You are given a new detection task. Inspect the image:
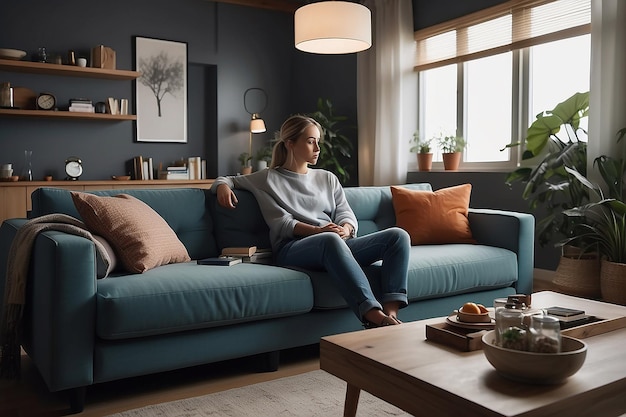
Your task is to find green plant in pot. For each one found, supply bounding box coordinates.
[306,98,353,184]
[410,131,433,171]
[504,91,590,247]
[437,134,466,171]
[255,144,272,170]
[238,152,252,174]
[559,130,626,304]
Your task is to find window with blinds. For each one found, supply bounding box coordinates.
[414,0,591,71]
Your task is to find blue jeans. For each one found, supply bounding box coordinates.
[276,227,410,321]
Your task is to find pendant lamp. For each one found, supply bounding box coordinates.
[294,1,372,54]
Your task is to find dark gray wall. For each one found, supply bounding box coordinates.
[413,0,507,30]
[0,0,342,180]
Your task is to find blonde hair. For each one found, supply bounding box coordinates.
[270,115,323,169]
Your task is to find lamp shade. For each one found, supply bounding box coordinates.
[250,115,266,133]
[295,1,372,54]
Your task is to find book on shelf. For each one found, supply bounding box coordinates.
[197,256,242,266]
[69,98,93,105]
[221,246,257,257]
[68,106,95,113]
[188,156,202,179]
[126,156,155,180]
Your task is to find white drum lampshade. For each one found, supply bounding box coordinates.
[295,1,372,54]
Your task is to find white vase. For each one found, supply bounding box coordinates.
[257,160,268,171]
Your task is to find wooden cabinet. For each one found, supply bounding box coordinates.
[0,58,139,121]
[0,179,214,223]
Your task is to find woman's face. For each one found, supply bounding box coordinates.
[290,125,321,166]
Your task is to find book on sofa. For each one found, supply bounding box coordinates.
[197,256,242,266]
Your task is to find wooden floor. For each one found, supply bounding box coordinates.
[0,345,321,417]
[0,271,557,417]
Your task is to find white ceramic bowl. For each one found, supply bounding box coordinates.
[0,48,27,60]
[481,330,587,384]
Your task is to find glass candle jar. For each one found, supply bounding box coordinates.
[495,302,527,350]
[529,315,561,353]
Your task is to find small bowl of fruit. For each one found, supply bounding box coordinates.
[457,302,491,323]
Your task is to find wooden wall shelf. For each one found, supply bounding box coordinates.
[0,59,140,80]
[0,108,136,120]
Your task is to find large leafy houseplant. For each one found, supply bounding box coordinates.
[307,98,353,184]
[559,131,626,304]
[504,91,590,247]
[560,129,626,263]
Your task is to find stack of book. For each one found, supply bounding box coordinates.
[68,98,94,113]
[220,246,273,264]
[158,166,189,180]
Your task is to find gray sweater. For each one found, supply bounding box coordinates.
[211,168,358,252]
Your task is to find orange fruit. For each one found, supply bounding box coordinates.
[460,302,481,314]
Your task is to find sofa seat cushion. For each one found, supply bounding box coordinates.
[96,262,313,340]
[309,244,517,309]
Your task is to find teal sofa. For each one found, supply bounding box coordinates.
[0,184,534,412]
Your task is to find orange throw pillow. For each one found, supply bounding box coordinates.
[71,192,191,273]
[390,184,475,245]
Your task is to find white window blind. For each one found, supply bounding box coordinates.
[414,0,591,71]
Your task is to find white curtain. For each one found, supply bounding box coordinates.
[357,0,417,186]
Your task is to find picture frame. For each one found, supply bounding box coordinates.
[134,36,188,143]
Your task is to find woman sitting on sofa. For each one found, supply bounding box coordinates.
[211,115,410,327]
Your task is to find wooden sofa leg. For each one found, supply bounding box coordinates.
[68,386,86,413]
[255,350,280,372]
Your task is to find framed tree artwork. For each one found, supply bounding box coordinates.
[134,36,188,142]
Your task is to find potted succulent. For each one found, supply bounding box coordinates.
[560,129,626,304]
[410,131,433,171]
[437,134,466,171]
[238,152,252,175]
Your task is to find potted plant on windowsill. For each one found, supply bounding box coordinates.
[438,134,466,171]
[409,131,433,171]
[560,129,626,305]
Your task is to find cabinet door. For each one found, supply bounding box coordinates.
[0,186,27,222]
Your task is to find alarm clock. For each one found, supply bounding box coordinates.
[65,157,83,180]
[36,93,56,110]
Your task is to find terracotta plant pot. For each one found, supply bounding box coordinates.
[600,259,626,305]
[417,153,433,172]
[241,166,252,175]
[442,152,461,171]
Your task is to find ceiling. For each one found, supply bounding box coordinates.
[212,0,308,13]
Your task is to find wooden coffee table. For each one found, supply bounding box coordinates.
[320,291,626,417]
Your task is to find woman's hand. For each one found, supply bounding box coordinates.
[216,183,238,209]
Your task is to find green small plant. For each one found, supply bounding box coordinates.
[438,134,466,153]
[409,131,431,154]
[238,152,251,167]
[255,145,272,163]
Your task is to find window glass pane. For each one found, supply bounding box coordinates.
[465,52,512,162]
[530,34,590,133]
[422,64,456,160]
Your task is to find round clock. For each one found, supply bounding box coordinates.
[37,93,56,110]
[65,157,83,180]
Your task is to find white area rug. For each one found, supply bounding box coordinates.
[107,369,410,416]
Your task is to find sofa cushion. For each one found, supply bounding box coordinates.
[71,192,191,273]
[309,244,517,309]
[31,187,218,260]
[344,183,432,236]
[390,184,475,245]
[96,262,313,339]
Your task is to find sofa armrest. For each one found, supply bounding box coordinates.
[468,209,535,295]
[1,221,97,392]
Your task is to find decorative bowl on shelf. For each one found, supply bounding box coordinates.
[111,175,131,181]
[0,48,27,60]
[481,330,587,384]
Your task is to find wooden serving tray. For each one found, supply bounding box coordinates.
[425,322,488,351]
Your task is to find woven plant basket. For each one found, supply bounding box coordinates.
[553,246,601,299]
[600,259,626,305]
